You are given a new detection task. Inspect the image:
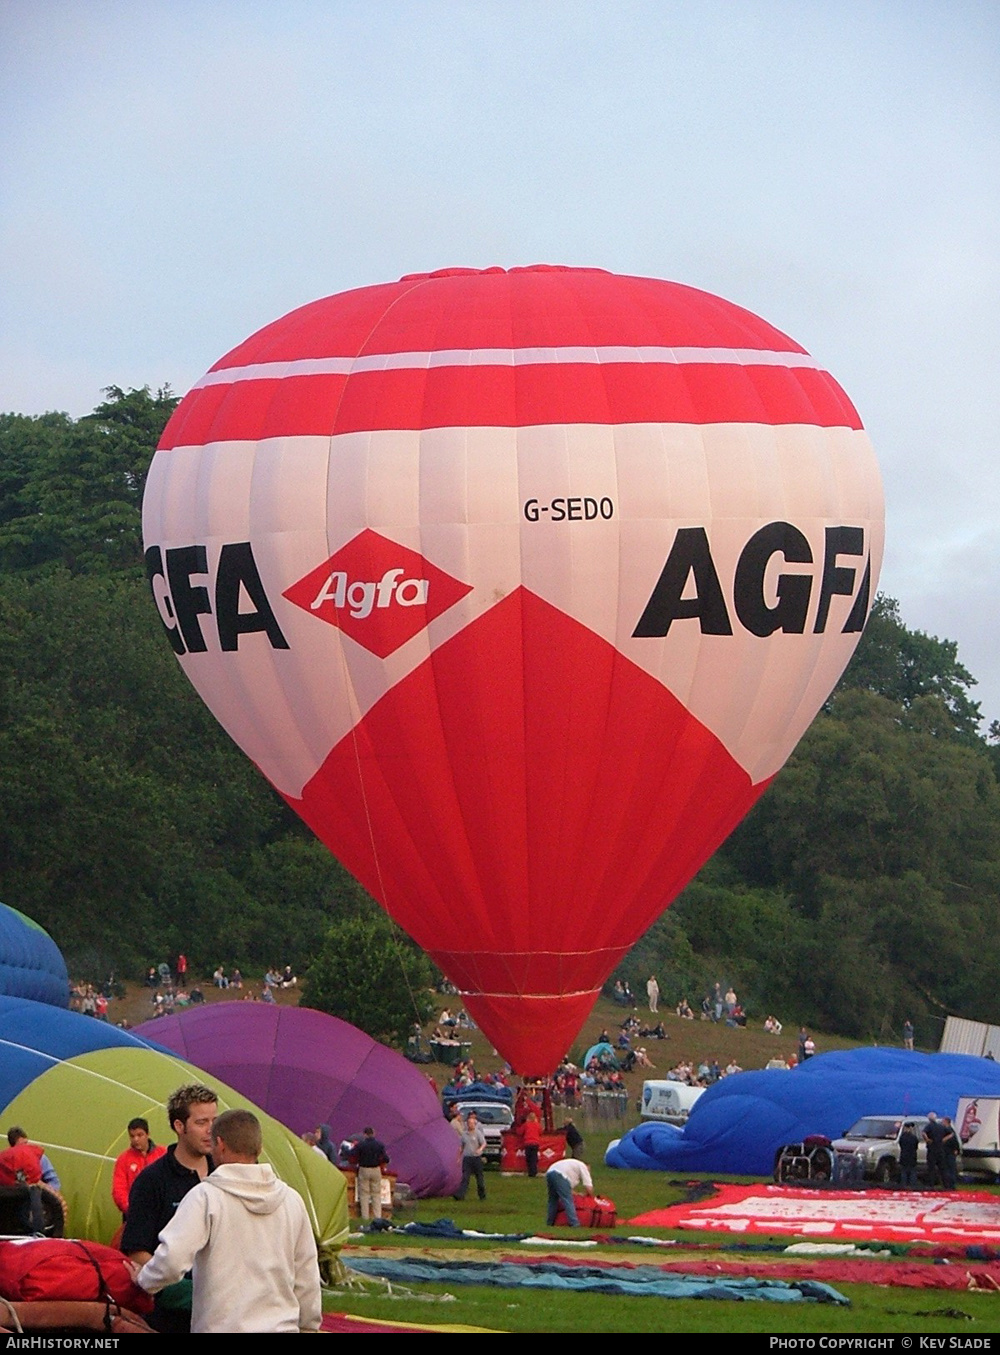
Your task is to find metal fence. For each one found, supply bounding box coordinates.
[581,1088,629,1121]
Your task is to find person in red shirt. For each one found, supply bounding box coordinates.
[112,1118,167,1217]
[0,1129,45,1186]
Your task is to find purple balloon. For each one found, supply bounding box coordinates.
[134,1004,460,1197]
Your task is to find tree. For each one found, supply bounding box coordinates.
[838,593,982,739]
[0,386,177,574]
[302,915,434,1045]
[717,686,1000,1034]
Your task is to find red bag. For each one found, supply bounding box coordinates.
[554,1193,617,1228]
[0,1238,153,1314]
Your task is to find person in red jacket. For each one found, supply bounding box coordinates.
[112,1119,167,1217]
[522,1111,541,1177]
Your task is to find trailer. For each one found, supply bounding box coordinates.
[956,1096,1000,1180]
[639,1080,704,1125]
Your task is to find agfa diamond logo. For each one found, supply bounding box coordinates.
[283,529,473,659]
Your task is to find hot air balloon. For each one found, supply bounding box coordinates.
[133,1004,461,1197]
[143,266,883,1075]
[0,996,348,1249]
[0,903,69,1008]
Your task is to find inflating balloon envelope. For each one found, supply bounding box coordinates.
[143,266,883,1074]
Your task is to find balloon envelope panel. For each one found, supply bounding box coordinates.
[144,266,883,1073]
[0,994,140,1109]
[0,998,347,1246]
[134,1004,461,1197]
[0,904,69,1008]
[606,1048,1000,1175]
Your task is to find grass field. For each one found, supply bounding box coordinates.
[328,1167,1000,1334]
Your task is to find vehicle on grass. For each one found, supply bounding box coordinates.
[831,1114,932,1183]
[956,1096,1000,1180]
[639,1080,704,1125]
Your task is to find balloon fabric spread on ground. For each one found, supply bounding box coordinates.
[0,903,69,1008]
[143,266,884,1074]
[0,996,348,1250]
[133,1004,461,1197]
[606,1048,1000,1176]
[627,1184,1000,1245]
[345,1254,849,1304]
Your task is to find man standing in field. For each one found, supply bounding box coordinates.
[453,1112,487,1201]
[352,1126,390,1222]
[646,975,659,1013]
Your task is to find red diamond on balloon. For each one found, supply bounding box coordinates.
[283,529,473,659]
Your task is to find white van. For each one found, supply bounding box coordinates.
[639,1080,704,1125]
[956,1096,1000,1180]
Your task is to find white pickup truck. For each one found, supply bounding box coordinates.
[831,1115,931,1183]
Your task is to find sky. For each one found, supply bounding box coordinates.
[2,0,997,724]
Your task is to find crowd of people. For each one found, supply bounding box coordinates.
[136,957,303,1017]
[69,982,111,1019]
[594,975,823,1080]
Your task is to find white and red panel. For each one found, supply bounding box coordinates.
[143,267,883,1074]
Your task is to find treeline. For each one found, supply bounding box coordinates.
[2,389,998,1046]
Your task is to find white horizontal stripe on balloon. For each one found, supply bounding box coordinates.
[455,989,602,1000]
[194,345,821,388]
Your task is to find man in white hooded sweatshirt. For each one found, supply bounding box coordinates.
[129,1109,321,1333]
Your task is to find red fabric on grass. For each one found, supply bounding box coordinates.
[502,1251,1000,1292]
[628,1184,1000,1244]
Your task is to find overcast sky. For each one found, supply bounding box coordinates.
[2,0,997,724]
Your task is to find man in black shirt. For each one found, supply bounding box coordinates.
[940,1116,960,1189]
[120,1083,218,1333]
[352,1126,389,1222]
[562,1118,584,1159]
[898,1122,920,1189]
[922,1112,946,1188]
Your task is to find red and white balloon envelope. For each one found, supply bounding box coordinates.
[143,266,883,1075]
